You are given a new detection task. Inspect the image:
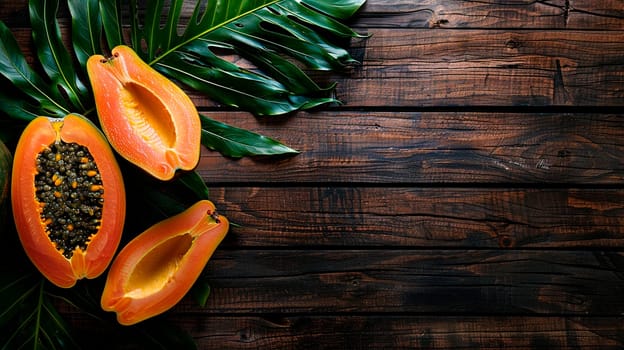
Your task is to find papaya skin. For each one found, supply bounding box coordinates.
[86,45,201,181]
[11,114,126,288]
[101,199,228,325]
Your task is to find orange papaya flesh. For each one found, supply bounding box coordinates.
[101,199,228,325]
[86,45,201,181]
[11,114,126,288]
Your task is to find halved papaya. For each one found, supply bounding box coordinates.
[11,114,126,288]
[101,200,228,325]
[86,45,201,181]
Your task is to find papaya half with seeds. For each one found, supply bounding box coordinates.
[101,200,228,326]
[86,45,201,181]
[11,114,126,288]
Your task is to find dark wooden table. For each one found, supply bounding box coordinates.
[3,1,624,349]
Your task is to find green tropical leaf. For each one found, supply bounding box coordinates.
[99,0,124,48]
[0,276,80,350]
[29,0,89,112]
[200,114,299,158]
[213,4,360,70]
[157,48,337,115]
[118,0,365,115]
[67,0,103,70]
[191,277,212,307]
[176,170,210,200]
[131,0,280,63]
[0,274,37,328]
[0,91,41,121]
[0,21,68,118]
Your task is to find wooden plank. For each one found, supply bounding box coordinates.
[62,314,624,349]
[3,0,622,30]
[208,187,624,249]
[180,29,624,108]
[166,250,624,316]
[5,30,624,108]
[355,0,624,30]
[198,112,624,184]
[328,29,624,108]
[181,315,624,350]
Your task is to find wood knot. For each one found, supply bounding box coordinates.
[505,39,521,49]
[498,235,515,248]
[557,149,571,158]
[238,327,254,342]
[430,18,449,28]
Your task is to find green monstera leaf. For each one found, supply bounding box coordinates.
[0,0,365,150]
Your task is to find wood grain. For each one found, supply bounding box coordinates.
[62,314,624,349]
[5,19,624,109]
[162,249,624,316]
[209,187,624,249]
[2,1,622,30]
[199,112,624,184]
[176,315,624,350]
[355,0,624,30]
[332,29,624,108]
[184,29,624,108]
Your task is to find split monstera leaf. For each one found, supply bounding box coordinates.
[0,0,366,348]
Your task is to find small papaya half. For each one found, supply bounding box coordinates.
[86,45,201,181]
[11,114,125,288]
[101,200,228,325]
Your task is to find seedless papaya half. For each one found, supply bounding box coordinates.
[86,45,201,181]
[11,114,126,288]
[101,200,229,325]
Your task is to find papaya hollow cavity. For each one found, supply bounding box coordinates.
[121,82,177,149]
[125,233,194,299]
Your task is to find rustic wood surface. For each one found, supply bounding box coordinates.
[3,0,624,349]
